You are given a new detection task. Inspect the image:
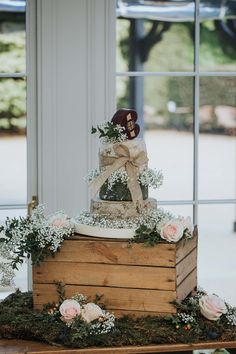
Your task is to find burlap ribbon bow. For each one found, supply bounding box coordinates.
[89,144,148,206]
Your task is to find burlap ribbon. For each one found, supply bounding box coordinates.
[89,144,148,206]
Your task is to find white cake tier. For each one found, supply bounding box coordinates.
[90,198,157,218]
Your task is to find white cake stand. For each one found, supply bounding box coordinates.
[72,221,135,239]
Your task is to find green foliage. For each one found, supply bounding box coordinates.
[91,122,126,143]
[0,215,54,269]
[0,79,26,118]
[165,291,233,341]
[130,224,163,247]
[0,22,25,73]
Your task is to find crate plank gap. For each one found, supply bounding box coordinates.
[33,230,198,317]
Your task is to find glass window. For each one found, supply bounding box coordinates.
[116,0,236,301]
[0,0,27,295]
[199,77,236,200]
[200,0,236,72]
[0,78,26,204]
[117,75,194,200]
[160,204,193,220]
[116,1,195,72]
[198,204,236,305]
[0,0,26,73]
[0,208,28,299]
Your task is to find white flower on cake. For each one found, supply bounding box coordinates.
[160,220,184,242]
[138,168,163,189]
[81,303,104,323]
[85,167,163,190]
[199,294,227,321]
[75,208,173,231]
[59,299,81,324]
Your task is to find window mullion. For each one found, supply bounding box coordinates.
[0,73,26,78]
[193,0,200,225]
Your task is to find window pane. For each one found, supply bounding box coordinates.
[160,204,193,221]
[117,76,194,200]
[0,0,26,73]
[200,0,236,72]
[0,78,27,205]
[198,204,236,305]
[0,208,27,298]
[199,77,236,200]
[0,207,26,222]
[116,1,195,72]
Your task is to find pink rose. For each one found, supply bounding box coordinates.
[48,214,68,227]
[160,220,184,242]
[199,294,227,321]
[81,303,104,323]
[59,299,81,323]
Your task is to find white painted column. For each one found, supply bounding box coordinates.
[36,0,116,216]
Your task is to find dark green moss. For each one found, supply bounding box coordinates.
[0,291,236,349]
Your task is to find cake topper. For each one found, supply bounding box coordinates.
[112,109,140,140]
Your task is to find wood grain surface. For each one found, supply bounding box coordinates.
[0,339,236,354]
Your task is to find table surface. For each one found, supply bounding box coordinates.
[0,339,236,354]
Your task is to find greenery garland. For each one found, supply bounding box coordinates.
[0,206,74,271]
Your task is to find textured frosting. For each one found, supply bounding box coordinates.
[91,198,157,218]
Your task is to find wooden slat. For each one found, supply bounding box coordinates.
[176,248,197,286]
[33,262,176,291]
[106,309,170,318]
[176,268,197,300]
[1,339,236,354]
[33,284,176,313]
[48,239,176,267]
[176,235,197,264]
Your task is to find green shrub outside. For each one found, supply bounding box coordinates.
[0,21,26,134]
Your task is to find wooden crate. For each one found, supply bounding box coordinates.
[33,233,197,316]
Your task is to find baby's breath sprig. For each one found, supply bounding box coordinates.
[223,303,236,326]
[85,167,163,190]
[75,208,172,231]
[0,205,74,282]
[138,168,163,189]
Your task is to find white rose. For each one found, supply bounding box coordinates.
[59,299,81,324]
[160,220,184,242]
[180,216,193,233]
[199,294,227,321]
[81,303,104,323]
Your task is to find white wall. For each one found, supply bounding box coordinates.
[36,0,116,216]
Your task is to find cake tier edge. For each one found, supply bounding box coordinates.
[90,197,157,218]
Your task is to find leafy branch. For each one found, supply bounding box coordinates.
[129,224,163,247]
[91,122,127,143]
